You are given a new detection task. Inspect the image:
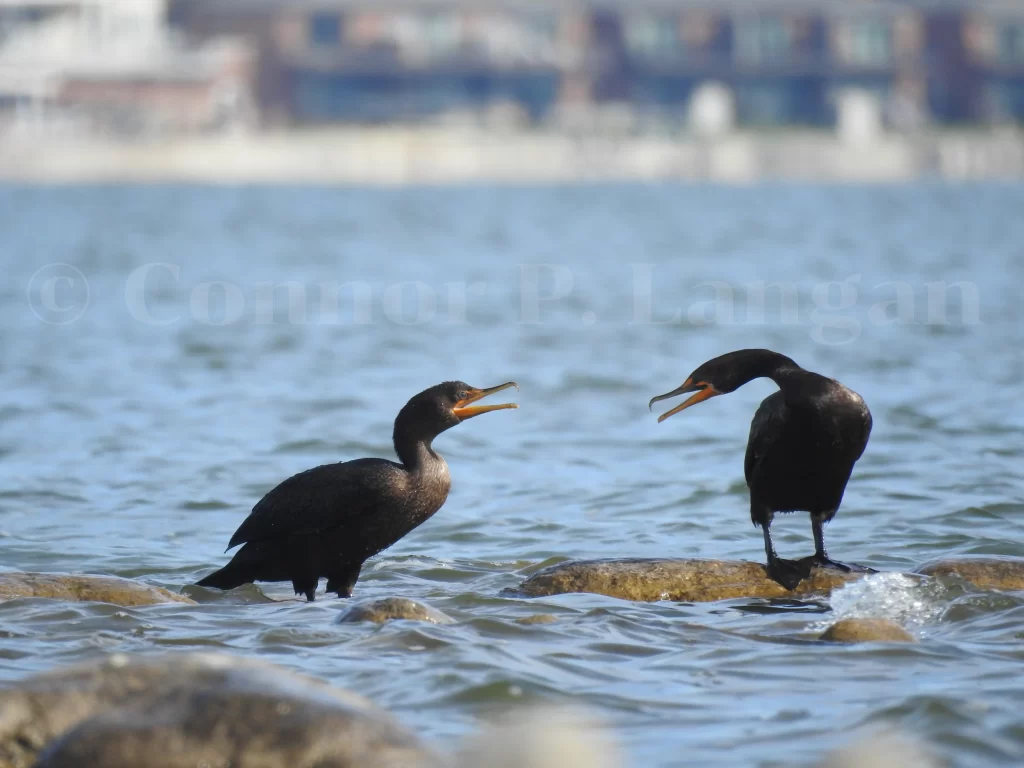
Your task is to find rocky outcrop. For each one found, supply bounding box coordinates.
[819,618,916,643]
[512,558,862,602]
[336,598,454,625]
[0,573,193,607]
[916,556,1024,592]
[0,653,442,768]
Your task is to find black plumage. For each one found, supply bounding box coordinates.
[197,380,518,601]
[649,349,874,589]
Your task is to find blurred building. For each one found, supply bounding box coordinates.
[167,0,1024,130]
[0,0,255,138]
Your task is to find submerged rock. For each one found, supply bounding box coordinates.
[0,572,193,607]
[815,729,940,768]
[0,653,441,768]
[336,598,454,625]
[513,558,862,602]
[915,556,1024,592]
[515,614,559,626]
[819,618,916,644]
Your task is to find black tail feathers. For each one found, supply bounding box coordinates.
[196,548,257,591]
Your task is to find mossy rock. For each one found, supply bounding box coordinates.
[513,558,862,602]
[0,653,441,768]
[819,618,916,643]
[0,573,193,607]
[915,556,1024,592]
[336,598,453,625]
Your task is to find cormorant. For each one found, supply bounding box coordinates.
[197,381,518,601]
[649,349,874,589]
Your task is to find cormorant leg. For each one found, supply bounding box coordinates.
[761,522,808,590]
[809,514,876,574]
[325,563,362,598]
[292,576,318,602]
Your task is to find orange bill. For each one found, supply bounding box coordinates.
[453,382,519,420]
[648,379,721,423]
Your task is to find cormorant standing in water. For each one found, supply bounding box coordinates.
[197,381,518,601]
[649,349,874,589]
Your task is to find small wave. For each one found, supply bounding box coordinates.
[813,572,950,632]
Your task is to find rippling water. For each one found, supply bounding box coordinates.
[1,183,1023,766]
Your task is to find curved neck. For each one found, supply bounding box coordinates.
[393,433,439,474]
[729,350,816,403]
[738,350,800,384]
[392,407,444,473]
[750,352,833,403]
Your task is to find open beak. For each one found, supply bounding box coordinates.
[453,382,519,421]
[648,378,721,423]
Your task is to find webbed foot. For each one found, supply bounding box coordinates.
[766,557,812,591]
[810,555,877,574]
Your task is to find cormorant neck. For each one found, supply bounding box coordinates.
[729,350,814,403]
[757,354,833,403]
[392,406,445,473]
[735,350,801,387]
[394,435,439,474]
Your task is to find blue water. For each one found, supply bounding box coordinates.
[1,183,1023,766]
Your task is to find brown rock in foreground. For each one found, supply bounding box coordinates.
[819,618,916,643]
[915,555,1024,592]
[513,558,862,602]
[0,653,441,768]
[337,598,453,625]
[0,573,194,607]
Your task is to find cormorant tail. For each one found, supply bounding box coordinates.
[196,544,260,591]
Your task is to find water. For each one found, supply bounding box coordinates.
[1,183,1023,766]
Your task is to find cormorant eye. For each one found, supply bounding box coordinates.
[456,391,469,402]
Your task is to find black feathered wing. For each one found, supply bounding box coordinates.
[852,407,873,462]
[226,458,394,551]
[744,391,786,489]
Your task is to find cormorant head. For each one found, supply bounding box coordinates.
[648,350,796,423]
[397,380,519,439]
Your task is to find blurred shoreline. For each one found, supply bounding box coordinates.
[2,127,1024,185]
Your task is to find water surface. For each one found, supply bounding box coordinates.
[1,183,1023,766]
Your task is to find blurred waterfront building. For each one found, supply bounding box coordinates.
[167,0,1024,130]
[0,0,255,138]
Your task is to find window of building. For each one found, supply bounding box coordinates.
[999,23,1024,64]
[625,14,681,61]
[847,19,893,65]
[736,17,791,65]
[309,12,342,47]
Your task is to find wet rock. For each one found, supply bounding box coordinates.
[815,729,941,767]
[336,598,453,625]
[457,706,621,768]
[915,556,1024,592]
[819,618,916,643]
[0,653,441,768]
[513,558,861,602]
[0,572,193,607]
[515,614,558,626]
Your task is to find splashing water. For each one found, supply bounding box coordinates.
[813,573,952,633]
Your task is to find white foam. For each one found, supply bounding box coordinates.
[812,572,948,632]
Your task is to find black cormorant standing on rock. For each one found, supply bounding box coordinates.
[649,349,874,589]
[197,381,518,601]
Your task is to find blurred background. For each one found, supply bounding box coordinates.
[1,0,1024,182]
